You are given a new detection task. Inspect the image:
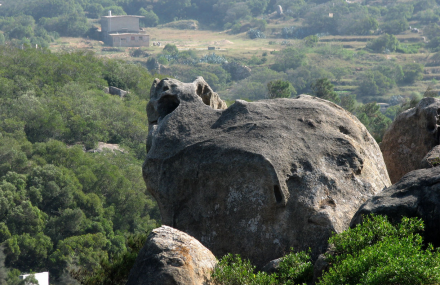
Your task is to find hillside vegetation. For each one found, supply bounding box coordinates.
[0,46,162,284]
[1,0,440,284]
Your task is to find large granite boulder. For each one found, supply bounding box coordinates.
[380,97,440,183]
[351,167,440,247]
[143,78,391,267]
[126,226,217,285]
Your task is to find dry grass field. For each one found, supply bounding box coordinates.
[49,24,440,103]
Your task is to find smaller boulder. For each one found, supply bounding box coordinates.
[420,145,440,168]
[380,97,440,183]
[126,226,217,285]
[276,5,284,16]
[261,258,282,274]
[351,167,440,247]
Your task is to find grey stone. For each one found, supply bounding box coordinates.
[312,253,331,284]
[351,166,440,247]
[126,226,217,285]
[143,78,391,268]
[261,258,282,274]
[421,145,440,168]
[380,97,440,183]
[109,86,129,98]
[276,5,283,16]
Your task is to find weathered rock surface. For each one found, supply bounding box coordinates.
[276,5,284,16]
[421,145,440,168]
[109,86,129,98]
[126,226,217,285]
[143,78,391,267]
[380,97,440,183]
[351,167,440,247]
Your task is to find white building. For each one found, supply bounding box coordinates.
[100,11,150,47]
[19,272,49,285]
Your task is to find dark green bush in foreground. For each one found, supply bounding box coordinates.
[212,215,440,285]
[212,250,313,285]
[320,215,440,285]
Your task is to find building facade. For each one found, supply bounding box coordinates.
[101,13,150,47]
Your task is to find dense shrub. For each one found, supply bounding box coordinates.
[319,215,440,285]
[366,33,400,53]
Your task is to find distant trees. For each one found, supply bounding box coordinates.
[380,18,409,34]
[366,34,400,53]
[138,8,159,27]
[267,80,296,99]
[310,78,340,104]
[0,46,160,282]
[271,47,307,72]
[403,63,424,83]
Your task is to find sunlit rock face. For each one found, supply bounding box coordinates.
[143,77,391,267]
[381,97,440,183]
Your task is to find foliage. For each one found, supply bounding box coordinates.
[162,44,179,55]
[138,8,159,27]
[311,78,340,104]
[380,18,409,34]
[366,34,399,53]
[0,46,159,283]
[277,249,313,284]
[272,47,307,72]
[319,215,440,285]
[212,254,277,285]
[247,29,266,39]
[303,35,318,47]
[70,231,150,285]
[212,250,313,285]
[267,80,296,99]
[354,102,392,141]
[403,63,424,83]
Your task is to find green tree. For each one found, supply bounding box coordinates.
[162,43,179,55]
[85,3,104,19]
[272,47,307,72]
[310,78,341,104]
[355,102,391,140]
[403,63,424,83]
[138,8,159,27]
[320,215,440,285]
[367,33,399,53]
[267,80,296,99]
[381,18,409,34]
[304,35,318,47]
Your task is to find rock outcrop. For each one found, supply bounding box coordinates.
[380,97,440,183]
[351,167,440,247]
[421,145,440,168]
[143,78,391,267]
[126,226,217,285]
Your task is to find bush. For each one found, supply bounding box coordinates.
[267,80,296,99]
[138,8,159,27]
[271,47,307,72]
[380,18,409,34]
[162,44,178,55]
[319,215,440,285]
[366,34,399,53]
[247,29,266,39]
[212,250,313,285]
[311,78,340,104]
[403,63,424,83]
[212,254,277,285]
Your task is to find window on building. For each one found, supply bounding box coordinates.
[139,36,143,40]
[131,36,135,41]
